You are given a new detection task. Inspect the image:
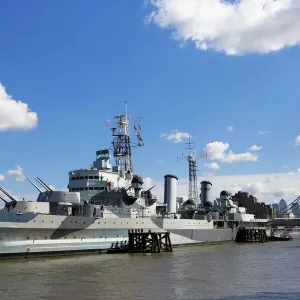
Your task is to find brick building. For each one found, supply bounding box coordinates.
[231,191,274,219]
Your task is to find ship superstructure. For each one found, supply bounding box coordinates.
[67,103,144,202]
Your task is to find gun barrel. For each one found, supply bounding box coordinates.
[0,186,18,202]
[0,196,8,204]
[35,177,52,192]
[146,185,155,192]
[27,178,42,193]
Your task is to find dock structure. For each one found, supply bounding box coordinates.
[235,227,268,243]
[128,229,172,253]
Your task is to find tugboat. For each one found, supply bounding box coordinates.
[268,228,293,241]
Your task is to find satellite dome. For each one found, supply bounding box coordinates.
[204,201,213,207]
[131,175,144,185]
[184,199,195,206]
[220,190,230,196]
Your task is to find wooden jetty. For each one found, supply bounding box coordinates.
[128,229,172,253]
[235,227,268,243]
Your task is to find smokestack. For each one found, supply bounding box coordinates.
[200,181,212,206]
[164,174,178,214]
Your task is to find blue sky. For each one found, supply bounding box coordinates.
[0,0,300,204]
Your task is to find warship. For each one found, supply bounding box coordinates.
[0,105,268,258]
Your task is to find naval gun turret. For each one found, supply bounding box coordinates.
[0,186,18,211]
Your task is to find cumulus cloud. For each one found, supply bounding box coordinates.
[204,141,258,163]
[249,145,262,151]
[204,162,220,170]
[0,174,5,181]
[7,165,25,182]
[273,188,300,198]
[160,129,190,143]
[0,83,38,131]
[226,126,233,132]
[295,135,300,145]
[146,0,300,55]
[241,181,265,195]
[146,170,300,205]
[49,185,56,191]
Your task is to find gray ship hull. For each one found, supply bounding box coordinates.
[0,212,236,259]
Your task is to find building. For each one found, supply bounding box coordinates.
[279,199,288,213]
[231,191,273,219]
[271,203,279,215]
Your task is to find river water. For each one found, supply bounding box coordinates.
[0,240,299,300]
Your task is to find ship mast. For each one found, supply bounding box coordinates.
[106,102,144,181]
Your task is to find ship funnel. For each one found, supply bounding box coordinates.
[164,174,178,214]
[0,186,18,202]
[35,177,52,192]
[27,178,42,193]
[200,181,212,207]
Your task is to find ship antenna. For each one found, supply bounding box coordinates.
[177,135,207,206]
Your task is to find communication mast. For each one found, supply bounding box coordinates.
[105,102,144,180]
[177,136,206,205]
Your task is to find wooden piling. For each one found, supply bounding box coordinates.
[128,230,172,253]
[235,227,268,243]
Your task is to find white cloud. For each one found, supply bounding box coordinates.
[273,188,300,198]
[204,162,220,170]
[249,145,262,151]
[146,170,300,205]
[295,135,300,145]
[160,129,190,143]
[0,83,38,131]
[226,126,233,132]
[258,130,269,135]
[204,141,258,163]
[7,165,25,182]
[0,174,5,181]
[146,0,300,55]
[49,185,56,191]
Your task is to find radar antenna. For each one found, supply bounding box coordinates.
[177,135,207,205]
[105,101,144,180]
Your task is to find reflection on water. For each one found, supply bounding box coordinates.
[0,240,299,300]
